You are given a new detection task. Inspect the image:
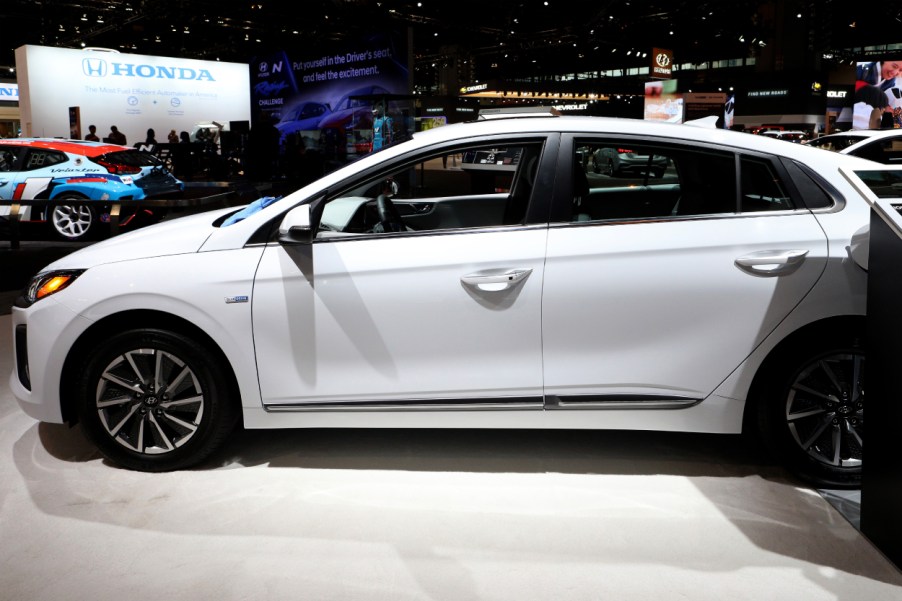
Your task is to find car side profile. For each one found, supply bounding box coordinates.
[0,138,184,240]
[805,128,902,165]
[11,114,883,488]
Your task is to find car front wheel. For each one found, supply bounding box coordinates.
[755,329,864,488]
[49,197,95,241]
[76,329,239,471]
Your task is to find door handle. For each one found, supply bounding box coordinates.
[461,268,533,291]
[735,249,808,275]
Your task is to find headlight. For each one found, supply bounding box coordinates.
[20,270,85,306]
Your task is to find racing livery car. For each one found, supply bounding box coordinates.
[0,138,184,241]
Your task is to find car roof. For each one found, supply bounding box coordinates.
[0,137,129,157]
[408,115,865,161]
[818,129,898,141]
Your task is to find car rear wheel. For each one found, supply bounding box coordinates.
[76,329,239,472]
[49,196,95,241]
[755,328,864,488]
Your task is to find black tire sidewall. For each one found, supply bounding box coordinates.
[76,328,237,471]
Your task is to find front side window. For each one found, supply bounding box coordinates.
[316,141,545,237]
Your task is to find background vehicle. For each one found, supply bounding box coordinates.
[805,129,902,165]
[317,85,394,158]
[10,115,879,490]
[759,130,809,143]
[590,146,670,177]
[275,101,332,144]
[0,138,184,241]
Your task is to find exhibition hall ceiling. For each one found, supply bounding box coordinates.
[3,1,901,82]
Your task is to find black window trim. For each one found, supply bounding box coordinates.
[555,133,813,224]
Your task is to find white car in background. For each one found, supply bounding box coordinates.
[805,128,902,165]
[10,113,887,489]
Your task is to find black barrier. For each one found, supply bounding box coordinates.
[0,181,269,250]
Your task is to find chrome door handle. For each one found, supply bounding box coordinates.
[735,249,808,275]
[461,268,533,290]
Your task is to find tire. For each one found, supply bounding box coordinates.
[75,329,239,472]
[49,196,95,241]
[755,328,864,488]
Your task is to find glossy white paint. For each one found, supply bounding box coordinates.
[7,115,888,444]
[543,212,828,403]
[253,227,547,405]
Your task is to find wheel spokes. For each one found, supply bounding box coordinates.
[95,346,205,455]
[785,351,864,471]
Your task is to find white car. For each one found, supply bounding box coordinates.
[805,128,902,165]
[10,114,885,488]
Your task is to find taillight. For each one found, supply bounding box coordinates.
[96,159,141,175]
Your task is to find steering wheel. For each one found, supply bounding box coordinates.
[375,193,405,232]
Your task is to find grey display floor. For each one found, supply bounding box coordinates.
[1,313,900,600]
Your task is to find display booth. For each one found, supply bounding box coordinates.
[852,169,902,569]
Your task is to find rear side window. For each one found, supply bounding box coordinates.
[568,138,804,222]
[741,157,794,211]
[98,149,163,168]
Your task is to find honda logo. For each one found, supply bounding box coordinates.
[82,57,107,77]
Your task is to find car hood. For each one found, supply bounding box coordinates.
[43,206,237,271]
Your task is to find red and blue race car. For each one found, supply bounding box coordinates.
[0,138,184,241]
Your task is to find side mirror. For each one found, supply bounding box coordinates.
[278,204,313,245]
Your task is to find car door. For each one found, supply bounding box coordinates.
[251,137,555,410]
[541,135,829,407]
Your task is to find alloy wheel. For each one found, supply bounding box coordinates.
[94,347,206,455]
[52,204,94,240]
[784,351,864,470]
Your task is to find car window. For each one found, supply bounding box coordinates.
[740,157,794,211]
[807,135,864,152]
[0,148,17,171]
[317,141,544,236]
[100,149,164,168]
[849,137,902,165]
[569,139,801,221]
[23,149,68,171]
[571,139,735,220]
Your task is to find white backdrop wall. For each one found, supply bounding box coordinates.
[15,45,250,142]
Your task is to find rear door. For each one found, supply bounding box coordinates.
[541,135,830,408]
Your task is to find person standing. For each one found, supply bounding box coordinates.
[108,125,127,145]
[167,129,179,144]
[371,103,393,151]
[145,128,157,145]
[84,124,100,142]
